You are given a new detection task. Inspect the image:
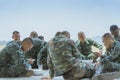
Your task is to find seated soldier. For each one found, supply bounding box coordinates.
[47,31,95,80]
[95,33,120,75]
[25,31,44,69]
[0,37,34,77]
[37,35,49,70]
[6,31,21,46]
[37,32,62,70]
[110,25,120,41]
[76,32,103,60]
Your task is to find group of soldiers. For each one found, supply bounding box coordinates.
[0,25,120,80]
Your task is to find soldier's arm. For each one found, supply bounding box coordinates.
[99,44,120,64]
[75,40,80,48]
[9,44,26,72]
[89,38,103,50]
[37,44,48,65]
[68,39,84,59]
[47,54,54,79]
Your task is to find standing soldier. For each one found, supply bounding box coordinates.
[76,32,103,60]
[110,25,120,41]
[0,37,34,77]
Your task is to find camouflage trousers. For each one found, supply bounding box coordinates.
[0,66,27,77]
[103,62,120,72]
[63,59,95,80]
[95,62,120,75]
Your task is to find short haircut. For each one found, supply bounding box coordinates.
[38,36,44,40]
[21,37,33,44]
[102,33,114,40]
[78,32,84,36]
[62,31,70,36]
[110,25,119,31]
[55,31,62,36]
[30,31,38,38]
[13,31,19,35]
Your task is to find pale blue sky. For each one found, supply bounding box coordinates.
[0,0,120,41]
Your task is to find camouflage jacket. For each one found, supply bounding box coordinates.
[76,38,103,55]
[37,42,48,65]
[25,38,44,59]
[0,42,27,75]
[114,35,120,41]
[6,40,21,46]
[48,35,81,77]
[99,41,120,64]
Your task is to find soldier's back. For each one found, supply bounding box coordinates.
[48,36,76,76]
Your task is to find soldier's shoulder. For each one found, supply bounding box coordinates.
[67,39,75,45]
[1,42,20,53]
[6,40,14,45]
[114,35,120,41]
[115,41,120,48]
[6,42,20,50]
[32,38,43,45]
[87,38,97,43]
[86,38,93,41]
[75,40,80,45]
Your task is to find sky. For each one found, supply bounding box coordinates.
[0,0,120,41]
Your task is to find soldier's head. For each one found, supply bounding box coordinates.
[78,32,86,42]
[110,25,119,36]
[38,36,44,40]
[55,31,62,37]
[62,31,70,38]
[102,33,114,48]
[21,37,33,52]
[12,31,20,41]
[30,31,38,38]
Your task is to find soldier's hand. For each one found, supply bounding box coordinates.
[95,62,101,67]
[28,58,34,64]
[93,51,102,58]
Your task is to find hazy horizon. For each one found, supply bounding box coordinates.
[0,0,120,41]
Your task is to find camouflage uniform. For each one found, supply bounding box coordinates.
[99,41,120,72]
[25,38,44,69]
[114,35,120,41]
[37,41,49,70]
[6,40,21,46]
[48,35,95,80]
[0,42,28,77]
[76,38,103,60]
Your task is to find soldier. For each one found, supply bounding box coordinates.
[37,32,62,70]
[6,31,21,46]
[0,37,34,77]
[95,33,120,75]
[37,35,48,70]
[76,32,103,60]
[30,31,38,38]
[47,31,95,80]
[110,25,120,41]
[25,31,44,69]
[38,35,47,46]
